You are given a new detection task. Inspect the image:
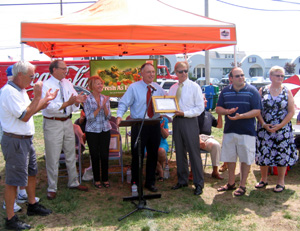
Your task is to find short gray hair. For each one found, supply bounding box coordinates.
[12,61,35,78]
[269,66,285,76]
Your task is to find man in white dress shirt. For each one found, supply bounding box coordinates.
[42,60,88,200]
[168,61,205,196]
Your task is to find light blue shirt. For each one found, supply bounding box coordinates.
[117,80,165,119]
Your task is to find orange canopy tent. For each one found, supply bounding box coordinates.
[21,0,237,58]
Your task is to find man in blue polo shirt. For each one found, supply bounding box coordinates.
[216,67,262,196]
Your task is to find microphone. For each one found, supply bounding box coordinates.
[148,84,157,91]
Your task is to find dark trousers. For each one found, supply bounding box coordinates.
[173,117,204,188]
[131,123,160,187]
[86,131,111,182]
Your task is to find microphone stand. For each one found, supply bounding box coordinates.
[118,86,169,221]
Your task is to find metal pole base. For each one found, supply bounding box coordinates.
[118,199,169,221]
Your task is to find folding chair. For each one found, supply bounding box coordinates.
[109,121,118,131]
[200,149,211,169]
[109,116,117,125]
[109,128,124,182]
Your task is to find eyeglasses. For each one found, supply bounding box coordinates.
[27,74,35,79]
[234,74,245,78]
[177,70,188,74]
[273,74,284,78]
[57,67,67,71]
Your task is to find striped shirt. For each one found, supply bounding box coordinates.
[217,83,262,136]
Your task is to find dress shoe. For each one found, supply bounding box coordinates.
[171,183,188,190]
[145,185,158,192]
[47,191,56,200]
[194,185,203,195]
[69,185,89,192]
[219,164,228,172]
[212,173,224,180]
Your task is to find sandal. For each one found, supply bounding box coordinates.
[94,183,102,189]
[157,177,164,182]
[273,184,285,193]
[103,182,110,188]
[234,186,246,196]
[255,181,268,189]
[217,183,236,192]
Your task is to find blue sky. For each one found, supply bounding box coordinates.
[1,0,300,61]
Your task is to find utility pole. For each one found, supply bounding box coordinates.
[60,0,63,15]
[205,0,210,85]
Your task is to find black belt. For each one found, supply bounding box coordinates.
[174,116,185,119]
[43,115,71,121]
[3,132,32,139]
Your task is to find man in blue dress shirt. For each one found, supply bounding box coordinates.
[116,63,165,192]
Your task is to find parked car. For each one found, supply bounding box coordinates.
[250,76,270,90]
[74,85,119,108]
[245,77,251,84]
[196,77,219,86]
[217,77,230,90]
[157,79,178,93]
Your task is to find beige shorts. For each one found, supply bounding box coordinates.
[221,133,255,165]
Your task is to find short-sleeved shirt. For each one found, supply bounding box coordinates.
[217,83,262,136]
[198,111,217,135]
[0,82,34,135]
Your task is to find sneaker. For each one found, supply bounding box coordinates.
[3,201,22,213]
[27,202,52,216]
[17,194,40,204]
[5,215,31,230]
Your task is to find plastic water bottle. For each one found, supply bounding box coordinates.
[132,182,138,197]
[163,164,170,179]
[126,167,131,184]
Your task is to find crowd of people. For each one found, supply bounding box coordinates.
[0,60,299,230]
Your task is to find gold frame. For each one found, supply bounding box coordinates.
[152,96,179,113]
[109,134,120,152]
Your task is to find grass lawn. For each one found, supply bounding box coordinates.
[0,109,299,231]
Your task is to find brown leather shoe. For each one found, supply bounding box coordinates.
[212,173,224,180]
[47,191,56,200]
[69,185,88,192]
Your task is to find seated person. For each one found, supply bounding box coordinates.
[74,109,93,181]
[156,116,169,181]
[74,109,86,141]
[191,94,224,180]
[145,116,169,182]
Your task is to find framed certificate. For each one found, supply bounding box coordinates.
[152,96,179,113]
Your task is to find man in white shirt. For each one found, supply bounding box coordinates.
[42,60,88,200]
[0,61,57,230]
[168,61,205,196]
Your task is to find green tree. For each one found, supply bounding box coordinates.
[284,62,296,74]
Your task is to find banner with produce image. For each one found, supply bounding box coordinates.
[90,59,157,97]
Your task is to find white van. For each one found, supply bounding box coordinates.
[156,79,178,93]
